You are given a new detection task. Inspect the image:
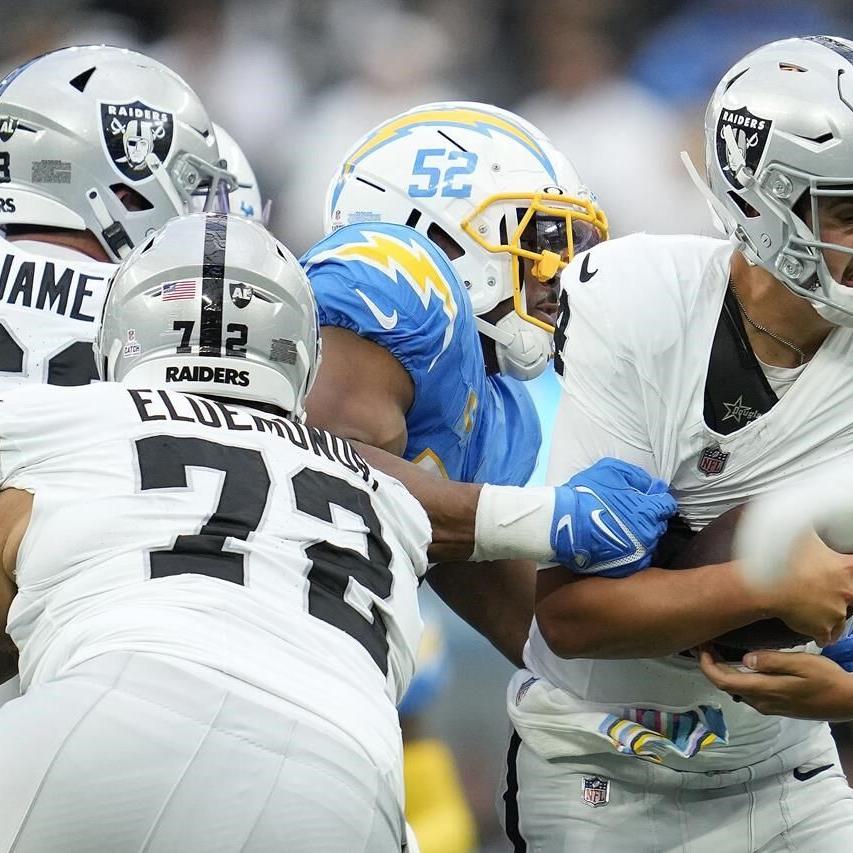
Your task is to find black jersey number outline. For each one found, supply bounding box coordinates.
[0,321,98,385]
[292,467,393,674]
[135,435,394,673]
[136,435,270,585]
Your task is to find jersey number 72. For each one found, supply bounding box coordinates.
[134,435,394,675]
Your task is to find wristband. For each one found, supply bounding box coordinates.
[470,484,555,562]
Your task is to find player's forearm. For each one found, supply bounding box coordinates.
[427,559,536,668]
[536,562,769,659]
[353,442,481,561]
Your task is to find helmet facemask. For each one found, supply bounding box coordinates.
[461,191,607,379]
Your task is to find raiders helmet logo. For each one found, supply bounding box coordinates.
[229,281,253,309]
[100,100,174,181]
[716,106,773,189]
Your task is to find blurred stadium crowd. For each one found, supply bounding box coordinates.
[4,1,852,849]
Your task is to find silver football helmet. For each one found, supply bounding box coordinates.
[699,36,853,326]
[97,213,320,420]
[325,101,607,380]
[0,45,237,261]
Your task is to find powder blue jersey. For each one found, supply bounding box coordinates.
[302,223,538,486]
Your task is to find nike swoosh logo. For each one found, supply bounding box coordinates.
[579,253,598,283]
[793,764,833,782]
[355,288,398,330]
[555,513,589,568]
[590,508,629,549]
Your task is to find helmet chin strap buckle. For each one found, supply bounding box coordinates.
[532,250,562,281]
[86,187,134,259]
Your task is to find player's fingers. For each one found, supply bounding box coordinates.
[741,651,812,676]
[697,647,737,689]
[651,492,678,517]
[645,478,675,498]
[598,458,655,491]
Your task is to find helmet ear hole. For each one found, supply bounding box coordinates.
[426,222,464,260]
[728,191,760,218]
[111,184,153,212]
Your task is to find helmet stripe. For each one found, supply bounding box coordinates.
[804,35,853,67]
[199,214,227,357]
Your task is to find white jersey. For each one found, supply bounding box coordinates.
[3,382,430,772]
[0,236,114,388]
[518,233,853,773]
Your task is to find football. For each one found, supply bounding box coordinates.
[667,504,811,652]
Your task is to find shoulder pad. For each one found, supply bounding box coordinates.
[302,223,474,373]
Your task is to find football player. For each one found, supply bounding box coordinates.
[503,37,853,850]
[302,102,607,665]
[0,44,238,708]
[0,211,680,852]
[0,213,432,852]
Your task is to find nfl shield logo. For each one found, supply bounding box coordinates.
[698,445,729,476]
[581,776,610,808]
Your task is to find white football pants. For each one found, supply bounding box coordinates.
[0,651,404,852]
[500,727,853,852]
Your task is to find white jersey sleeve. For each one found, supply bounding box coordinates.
[1,383,430,773]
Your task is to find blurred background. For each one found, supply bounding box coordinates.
[4,0,851,848]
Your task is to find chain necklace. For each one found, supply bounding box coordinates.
[729,278,807,367]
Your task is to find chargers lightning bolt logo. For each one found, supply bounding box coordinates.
[316,232,458,369]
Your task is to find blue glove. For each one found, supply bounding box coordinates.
[821,632,853,672]
[551,457,677,577]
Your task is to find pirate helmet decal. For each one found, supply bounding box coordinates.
[100,99,174,181]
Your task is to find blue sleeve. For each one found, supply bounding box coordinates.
[302,224,471,383]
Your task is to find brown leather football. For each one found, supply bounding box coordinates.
[666,504,811,652]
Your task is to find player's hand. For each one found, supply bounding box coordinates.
[551,458,677,577]
[698,645,853,721]
[760,532,853,647]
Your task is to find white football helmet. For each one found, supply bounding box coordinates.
[0,45,237,261]
[699,36,853,327]
[211,123,266,223]
[325,101,607,380]
[97,213,320,420]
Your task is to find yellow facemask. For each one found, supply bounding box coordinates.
[460,190,608,333]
